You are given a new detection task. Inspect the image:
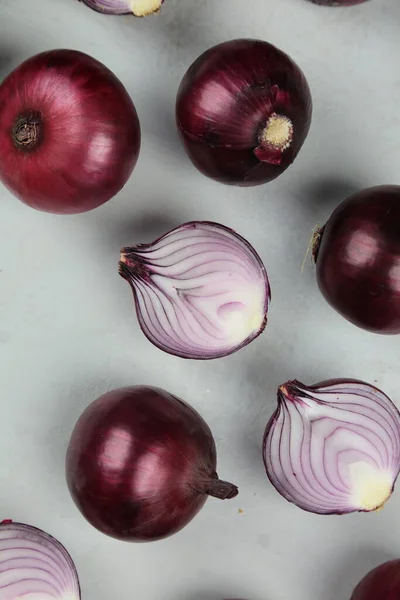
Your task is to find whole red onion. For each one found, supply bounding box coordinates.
[66,386,238,542]
[350,560,400,599]
[313,186,400,334]
[176,39,312,186]
[311,0,368,5]
[0,50,140,214]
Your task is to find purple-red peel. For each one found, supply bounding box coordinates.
[350,560,400,600]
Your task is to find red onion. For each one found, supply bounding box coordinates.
[79,0,164,16]
[313,186,400,334]
[0,520,80,599]
[66,386,238,542]
[119,221,270,359]
[311,0,368,5]
[176,39,312,186]
[263,379,400,514]
[350,560,400,599]
[0,50,140,214]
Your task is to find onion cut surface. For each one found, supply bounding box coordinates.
[263,379,400,514]
[119,221,270,359]
[0,520,80,600]
[79,0,164,16]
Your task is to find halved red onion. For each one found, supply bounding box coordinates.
[79,0,164,16]
[263,379,400,514]
[0,520,81,599]
[119,221,270,359]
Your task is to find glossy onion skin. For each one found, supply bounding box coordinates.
[311,0,368,5]
[315,186,400,334]
[66,386,234,542]
[350,560,400,600]
[176,39,312,186]
[0,50,140,214]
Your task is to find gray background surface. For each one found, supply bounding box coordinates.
[0,0,399,599]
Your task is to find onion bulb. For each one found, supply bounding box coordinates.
[119,221,270,359]
[263,379,400,514]
[0,49,140,214]
[79,0,164,16]
[0,520,80,599]
[313,186,400,334]
[350,560,400,599]
[176,39,312,186]
[66,386,238,542]
[311,0,368,5]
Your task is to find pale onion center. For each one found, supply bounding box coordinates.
[262,114,293,151]
[217,300,264,345]
[348,462,393,511]
[130,0,162,16]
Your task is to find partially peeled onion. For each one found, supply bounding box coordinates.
[311,0,368,5]
[66,386,238,542]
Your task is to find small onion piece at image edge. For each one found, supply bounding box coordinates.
[176,39,312,186]
[350,559,400,600]
[0,49,140,214]
[263,379,400,514]
[313,185,400,334]
[79,0,164,16]
[119,221,270,359]
[66,386,238,542]
[311,0,368,5]
[0,520,81,600]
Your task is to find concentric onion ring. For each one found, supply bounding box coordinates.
[263,379,400,514]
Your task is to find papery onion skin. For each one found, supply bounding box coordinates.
[119,221,270,359]
[66,386,238,542]
[311,0,368,5]
[350,560,400,600]
[313,186,400,334]
[79,0,164,16]
[0,520,81,600]
[263,379,400,515]
[0,49,140,214]
[176,39,312,186]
